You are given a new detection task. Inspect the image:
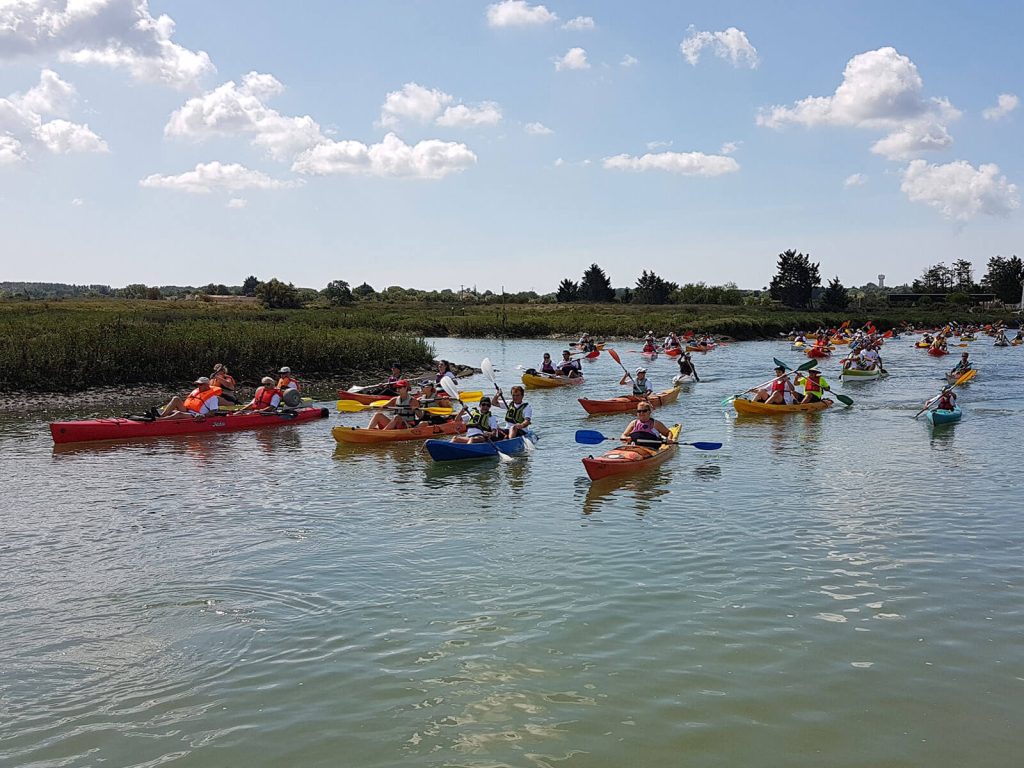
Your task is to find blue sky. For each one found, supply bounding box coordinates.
[0,1,1020,292]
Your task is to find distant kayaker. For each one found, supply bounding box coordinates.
[387,362,403,388]
[238,376,282,412]
[540,353,557,374]
[435,360,458,386]
[642,338,658,354]
[951,352,972,375]
[158,376,221,419]
[556,350,582,378]
[367,380,419,430]
[452,396,501,443]
[677,352,700,381]
[621,367,652,396]
[576,333,596,353]
[277,367,301,392]
[752,365,796,405]
[414,381,451,425]
[664,332,681,350]
[794,368,832,404]
[493,385,533,438]
[1014,331,1023,343]
[934,389,957,412]
[620,404,671,445]
[210,363,239,404]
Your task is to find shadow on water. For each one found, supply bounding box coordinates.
[422,452,533,500]
[575,468,675,517]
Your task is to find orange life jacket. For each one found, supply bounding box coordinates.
[277,376,301,392]
[211,372,236,390]
[183,386,222,413]
[252,385,282,409]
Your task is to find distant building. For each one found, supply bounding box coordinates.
[878,274,885,289]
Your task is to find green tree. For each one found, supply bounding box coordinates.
[912,262,953,293]
[323,279,353,305]
[241,275,259,296]
[123,283,148,299]
[632,270,676,304]
[768,250,820,309]
[556,278,579,302]
[952,259,975,292]
[819,276,849,311]
[352,282,376,299]
[579,263,615,302]
[981,255,1024,303]
[145,286,163,300]
[256,278,301,309]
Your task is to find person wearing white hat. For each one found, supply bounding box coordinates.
[238,376,283,412]
[620,367,652,396]
[157,376,221,419]
[276,366,301,392]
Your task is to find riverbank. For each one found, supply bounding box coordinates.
[3,298,1015,391]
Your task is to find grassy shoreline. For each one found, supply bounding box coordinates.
[3,299,1015,392]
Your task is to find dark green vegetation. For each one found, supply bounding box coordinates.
[1,301,434,392]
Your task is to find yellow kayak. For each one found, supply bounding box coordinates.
[733,398,833,415]
[521,372,585,389]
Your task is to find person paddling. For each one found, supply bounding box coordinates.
[933,388,957,413]
[492,385,533,438]
[793,367,833,404]
[452,396,501,444]
[238,376,283,412]
[621,367,652,396]
[539,353,557,374]
[277,366,301,392]
[435,360,458,387]
[210,363,239,404]
[367,380,419,430]
[752,365,796,405]
[158,376,221,419]
[620,403,672,446]
[676,352,700,381]
[951,352,972,375]
[555,350,582,378]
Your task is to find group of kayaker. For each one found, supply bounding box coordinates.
[750,365,832,405]
[156,366,301,419]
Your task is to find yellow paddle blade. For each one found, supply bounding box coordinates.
[954,369,976,386]
[336,399,371,412]
[458,390,483,402]
[423,407,454,416]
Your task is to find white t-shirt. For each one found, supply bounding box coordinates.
[196,396,219,414]
[462,411,498,437]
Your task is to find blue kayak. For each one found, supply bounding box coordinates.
[926,406,962,425]
[425,434,533,461]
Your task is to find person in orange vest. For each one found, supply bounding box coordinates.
[158,376,222,419]
[277,366,301,392]
[238,376,282,412]
[210,363,239,404]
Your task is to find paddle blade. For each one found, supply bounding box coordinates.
[773,357,791,370]
[574,429,608,445]
[685,441,722,451]
[608,348,623,366]
[952,369,976,387]
[835,394,854,406]
[797,359,819,371]
[439,376,461,401]
[336,399,369,412]
[481,357,496,384]
[458,390,483,402]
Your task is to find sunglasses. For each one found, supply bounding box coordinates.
[637,408,651,413]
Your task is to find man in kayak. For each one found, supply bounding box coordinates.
[621,367,652,396]
[237,376,282,412]
[620,403,672,446]
[277,367,301,392]
[158,376,221,419]
[950,352,972,375]
[555,350,582,378]
[752,365,797,405]
[676,352,700,381]
[367,380,420,430]
[663,332,681,350]
[576,333,596,353]
[794,368,833,404]
[493,385,533,438]
[385,362,403,392]
[452,396,501,443]
[934,388,957,413]
[210,363,240,404]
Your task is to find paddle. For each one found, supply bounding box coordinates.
[481,357,535,452]
[773,358,853,406]
[574,430,722,450]
[607,348,652,403]
[721,359,818,406]
[440,376,512,462]
[914,370,976,418]
[336,399,454,416]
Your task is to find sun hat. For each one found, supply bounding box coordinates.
[279,366,291,374]
[194,376,210,384]
[261,376,275,385]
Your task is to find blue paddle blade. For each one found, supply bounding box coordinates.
[574,429,607,445]
[686,441,722,450]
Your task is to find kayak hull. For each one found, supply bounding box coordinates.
[582,425,681,481]
[337,389,392,404]
[926,406,962,425]
[332,419,465,444]
[50,406,330,445]
[664,347,682,357]
[915,342,931,348]
[927,347,949,357]
[425,436,529,461]
[640,351,659,361]
[806,347,831,358]
[672,373,697,385]
[840,367,882,381]
[521,372,584,388]
[733,398,833,415]
[685,345,714,353]
[578,387,680,415]
[946,369,975,385]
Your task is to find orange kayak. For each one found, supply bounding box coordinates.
[806,346,831,358]
[578,387,680,415]
[685,344,715,353]
[582,425,681,481]
[332,419,465,444]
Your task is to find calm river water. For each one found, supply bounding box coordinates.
[2,338,1022,768]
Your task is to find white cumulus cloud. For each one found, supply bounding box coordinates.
[486,0,557,27]
[901,159,1019,220]
[680,25,759,69]
[844,173,867,187]
[620,54,638,68]
[0,0,213,88]
[719,140,740,154]
[562,16,595,31]
[436,102,502,128]
[525,121,552,135]
[0,69,108,163]
[983,93,1019,121]
[555,47,589,71]
[139,161,303,194]
[381,83,501,128]
[602,150,740,176]
[291,132,476,179]
[757,47,961,161]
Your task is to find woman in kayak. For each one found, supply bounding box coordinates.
[620,404,672,445]
[414,381,452,425]
[934,389,957,412]
[752,365,796,405]
[452,396,501,443]
[663,332,681,350]
[555,350,582,378]
[794,368,832,404]
[930,335,947,352]
[621,367,652,396]
[210,363,239,404]
[539,353,557,374]
[435,360,458,386]
[492,385,533,438]
[676,352,700,381]
[159,376,221,419]
[367,380,420,430]
[277,367,301,392]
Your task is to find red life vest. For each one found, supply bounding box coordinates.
[277,376,301,392]
[253,385,282,409]
[183,386,221,413]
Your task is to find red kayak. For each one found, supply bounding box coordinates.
[337,389,388,405]
[806,346,831,359]
[50,407,329,445]
[927,347,949,357]
[664,347,682,357]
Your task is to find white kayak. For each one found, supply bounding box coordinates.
[840,366,884,381]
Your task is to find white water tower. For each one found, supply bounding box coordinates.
[878,274,885,288]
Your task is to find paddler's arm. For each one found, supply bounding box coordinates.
[620,420,637,440]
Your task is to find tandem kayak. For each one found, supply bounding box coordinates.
[732,398,833,415]
[685,344,715,353]
[927,347,949,357]
[332,419,465,444]
[50,406,330,445]
[578,387,680,415]
[521,372,584,388]
[582,424,681,481]
[926,406,962,426]
[425,434,535,462]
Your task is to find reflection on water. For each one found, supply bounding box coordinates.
[576,469,676,516]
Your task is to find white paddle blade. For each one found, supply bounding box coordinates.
[481,357,496,384]
[439,376,461,402]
